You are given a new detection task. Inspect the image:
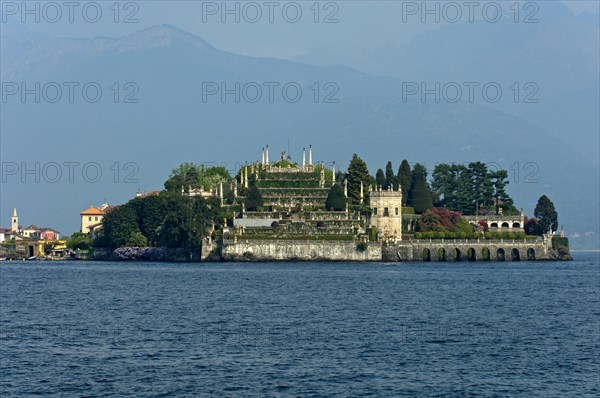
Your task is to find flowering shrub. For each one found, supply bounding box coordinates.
[476,220,490,232]
[524,217,542,236]
[113,247,169,261]
[416,208,461,232]
[416,208,475,237]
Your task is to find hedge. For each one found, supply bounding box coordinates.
[412,231,527,240]
[552,236,569,249]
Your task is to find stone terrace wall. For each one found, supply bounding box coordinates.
[396,239,555,261]
[221,240,382,262]
[219,238,564,262]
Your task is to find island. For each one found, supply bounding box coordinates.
[78,146,571,262]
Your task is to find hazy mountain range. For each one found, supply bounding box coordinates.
[1,17,598,248]
[293,2,600,165]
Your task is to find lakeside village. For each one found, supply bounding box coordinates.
[1,146,571,262]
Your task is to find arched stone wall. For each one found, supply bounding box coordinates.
[482,247,491,261]
[497,248,506,261]
[401,238,550,262]
[438,248,446,261]
[511,248,521,261]
[422,248,431,262]
[467,248,477,261]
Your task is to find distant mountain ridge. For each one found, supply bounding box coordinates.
[1,23,598,249]
[291,2,599,165]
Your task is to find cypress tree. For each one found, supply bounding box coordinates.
[397,160,411,206]
[534,195,558,233]
[326,184,347,211]
[384,161,396,189]
[408,163,433,213]
[375,169,385,188]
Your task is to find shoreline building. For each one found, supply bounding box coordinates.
[0,208,65,258]
[80,202,111,234]
[1,208,61,241]
[369,186,403,242]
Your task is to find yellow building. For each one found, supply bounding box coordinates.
[370,186,403,242]
[14,240,67,258]
[80,206,106,234]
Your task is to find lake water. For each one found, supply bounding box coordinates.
[1,253,599,397]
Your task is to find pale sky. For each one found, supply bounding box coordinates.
[11,1,599,59]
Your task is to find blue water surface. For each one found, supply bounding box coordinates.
[1,253,599,397]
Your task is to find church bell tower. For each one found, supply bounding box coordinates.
[11,208,18,232]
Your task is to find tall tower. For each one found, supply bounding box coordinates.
[265,145,269,165]
[302,147,306,168]
[369,187,403,242]
[11,208,18,232]
[332,162,336,185]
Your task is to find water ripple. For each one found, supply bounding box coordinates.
[1,255,599,397]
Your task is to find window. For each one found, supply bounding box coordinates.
[88,217,92,221]
[373,208,378,215]
[395,208,399,216]
[95,217,98,221]
[384,207,389,217]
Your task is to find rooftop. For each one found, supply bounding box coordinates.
[80,207,105,216]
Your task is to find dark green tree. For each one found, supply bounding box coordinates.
[490,170,513,214]
[375,168,385,188]
[67,232,93,250]
[468,161,493,214]
[397,160,411,206]
[158,211,188,248]
[456,166,474,214]
[433,162,508,215]
[411,163,428,184]
[384,161,396,189]
[157,196,218,248]
[126,231,149,247]
[164,162,204,192]
[431,163,465,211]
[432,163,454,208]
[347,154,371,204]
[99,191,219,250]
[136,194,167,245]
[203,166,231,190]
[101,205,141,248]
[246,184,264,211]
[190,197,220,241]
[407,163,433,213]
[534,195,558,233]
[325,183,347,211]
